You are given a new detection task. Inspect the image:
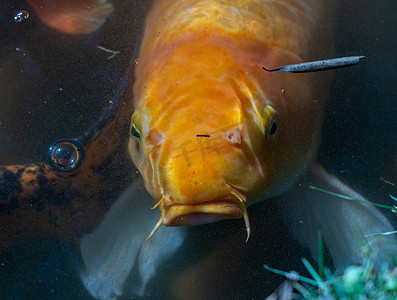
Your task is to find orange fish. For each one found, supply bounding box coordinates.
[80,1,397,299]
[25,0,113,34]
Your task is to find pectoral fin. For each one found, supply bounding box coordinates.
[80,177,186,299]
[280,163,397,271]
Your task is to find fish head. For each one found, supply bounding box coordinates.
[128,76,289,233]
[128,34,321,238]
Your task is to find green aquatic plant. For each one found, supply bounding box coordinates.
[364,194,397,239]
[264,191,397,300]
[265,246,397,299]
[307,186,397,211]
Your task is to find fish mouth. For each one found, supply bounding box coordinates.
[145,190,251,242]
[163,200,244,226]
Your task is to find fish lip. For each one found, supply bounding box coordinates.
[162,200,244,226]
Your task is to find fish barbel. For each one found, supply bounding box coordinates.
[80,1,397,299]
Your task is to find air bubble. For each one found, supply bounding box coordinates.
[14,10,29,22]
[49,140,81,171]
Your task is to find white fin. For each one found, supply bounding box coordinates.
[280,163,397,271]
[80,177,186,300]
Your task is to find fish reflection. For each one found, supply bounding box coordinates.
[79,0,397,299]
[25,0,113,34]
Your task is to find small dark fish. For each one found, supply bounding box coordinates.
[263,56,365,73]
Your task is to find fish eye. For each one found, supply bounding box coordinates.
[130,111,141,139]
[268,119,277,137]
[261,105,278,139]
[131,122,141,139]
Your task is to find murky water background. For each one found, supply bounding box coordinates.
[0,0,396,299]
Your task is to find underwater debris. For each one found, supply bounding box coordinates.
[380,177,396,187]
[263,56,365,73]
[97,45,120,59]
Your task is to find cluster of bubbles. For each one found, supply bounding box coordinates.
[14,10,29,22]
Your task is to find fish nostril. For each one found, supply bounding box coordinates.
[225,128,242,144]
[148,129,164,145]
